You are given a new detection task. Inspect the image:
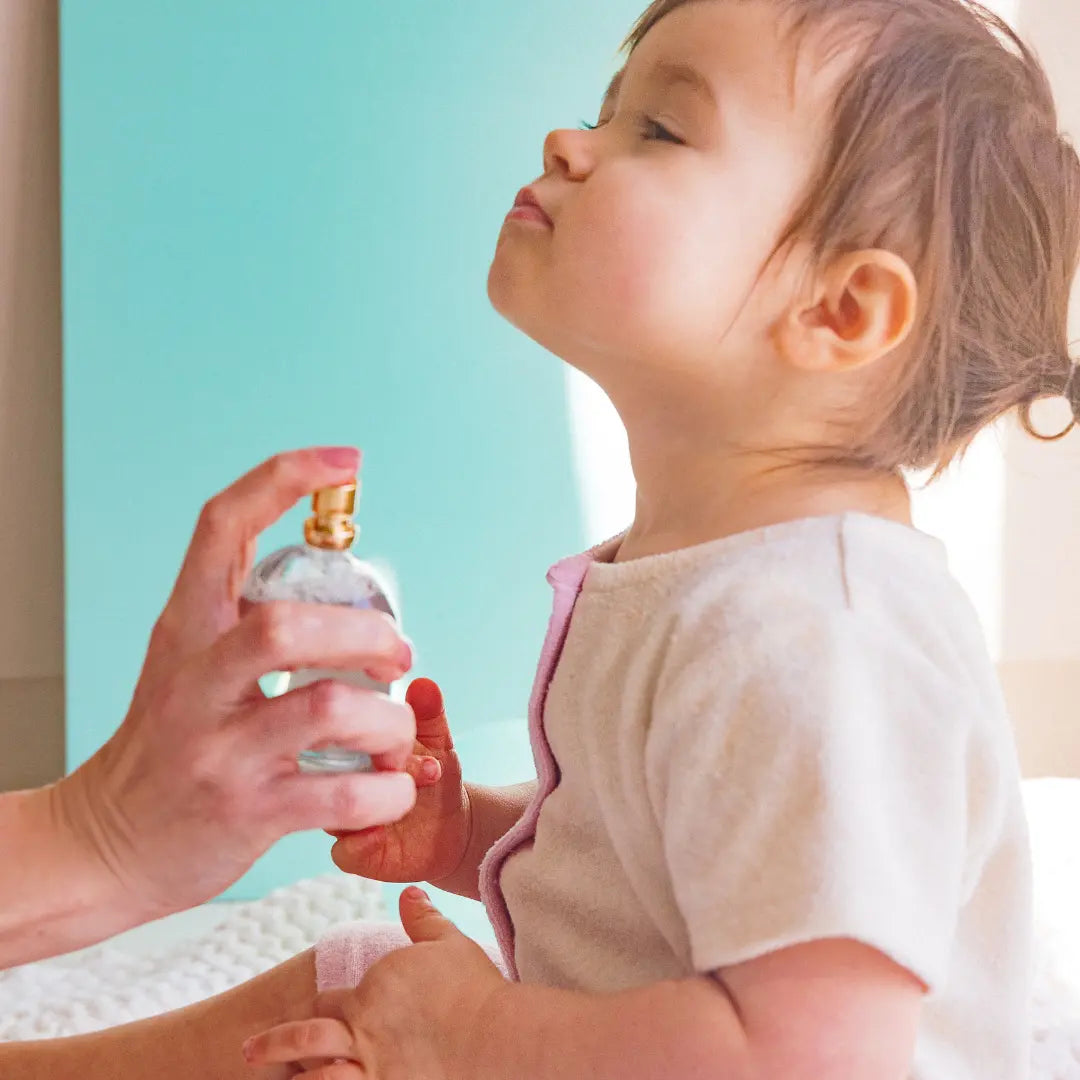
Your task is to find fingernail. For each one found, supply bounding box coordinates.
[317,446,361,469]
[405,886,428,902]
[397,638,414,670]
[241,1038,254,1061]
[421,758,440,782]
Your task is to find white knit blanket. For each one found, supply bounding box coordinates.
[1,780,1078,1078]
[0,873,386,1042]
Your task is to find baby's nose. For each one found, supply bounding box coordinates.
[543,126,595,182]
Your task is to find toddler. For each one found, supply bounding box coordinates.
[246,0,1080,1077]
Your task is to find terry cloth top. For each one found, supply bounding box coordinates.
[478,513,1032,1080]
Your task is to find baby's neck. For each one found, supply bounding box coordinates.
[614,446,912,565]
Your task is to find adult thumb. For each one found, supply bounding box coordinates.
[400,887,460,944]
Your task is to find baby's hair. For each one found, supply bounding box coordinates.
[626,0,1080,474]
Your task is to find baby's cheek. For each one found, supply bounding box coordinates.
[559,219,678,339]
[606,255,714,359]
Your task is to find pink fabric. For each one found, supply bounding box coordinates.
[477,547,603,981]
[316,920,508,991]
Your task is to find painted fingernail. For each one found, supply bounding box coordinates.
[317,446,361,469]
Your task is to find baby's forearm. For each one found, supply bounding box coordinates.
[471,975,754,1080]
[432,781,536,901]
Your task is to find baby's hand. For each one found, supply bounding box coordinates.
[242,888,506,1080]
[328,678,473,889]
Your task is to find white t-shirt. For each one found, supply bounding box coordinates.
[498,513,1032,1080]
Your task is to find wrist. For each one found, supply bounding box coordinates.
[428,781,534,900]
[464,981,590,1080]
[0,779,141,967]
[456,978,525,1078]
[53,755,169,927]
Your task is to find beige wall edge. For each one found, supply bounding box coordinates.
[0,0,63,681]
[0,0,64,789]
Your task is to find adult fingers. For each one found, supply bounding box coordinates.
[242,681,416,763]
[272,770,417,833]
[202,603,411,702]
[164,448,361,649]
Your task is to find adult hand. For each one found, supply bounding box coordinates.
[57,447,419,922]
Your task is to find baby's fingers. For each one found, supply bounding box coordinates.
[243,1018,355,1066]
[408,753,443,787]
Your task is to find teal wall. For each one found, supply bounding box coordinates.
[60,2,638,933]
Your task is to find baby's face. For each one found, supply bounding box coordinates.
[488,0,835,398]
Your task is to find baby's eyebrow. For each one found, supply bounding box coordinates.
[648,60,717,107]
[599,60,717,116]
[600,68,625,114]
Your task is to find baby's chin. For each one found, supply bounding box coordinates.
[486,260,539,334]
[486,258,620,372]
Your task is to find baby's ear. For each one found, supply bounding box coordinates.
[775,250,918,374]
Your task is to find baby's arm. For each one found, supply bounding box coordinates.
[243,889,923,1079]
[431,780,536,900]
[477,937,922,1079]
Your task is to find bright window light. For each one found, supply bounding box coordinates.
[565,367,635,542]
[909,427,1006,661]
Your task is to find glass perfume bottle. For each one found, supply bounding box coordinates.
[242,480,400,775]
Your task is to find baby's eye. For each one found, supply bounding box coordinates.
[639,117,684,145]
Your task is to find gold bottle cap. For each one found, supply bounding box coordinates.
[305,481,358,551]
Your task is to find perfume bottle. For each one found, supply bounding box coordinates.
[242,480,400,775]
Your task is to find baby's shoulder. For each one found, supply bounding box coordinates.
[654,514,993,706]
[661,513,954,622]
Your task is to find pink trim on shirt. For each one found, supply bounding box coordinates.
[477,542,616,980]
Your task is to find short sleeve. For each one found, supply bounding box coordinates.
[644,598,983,995]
